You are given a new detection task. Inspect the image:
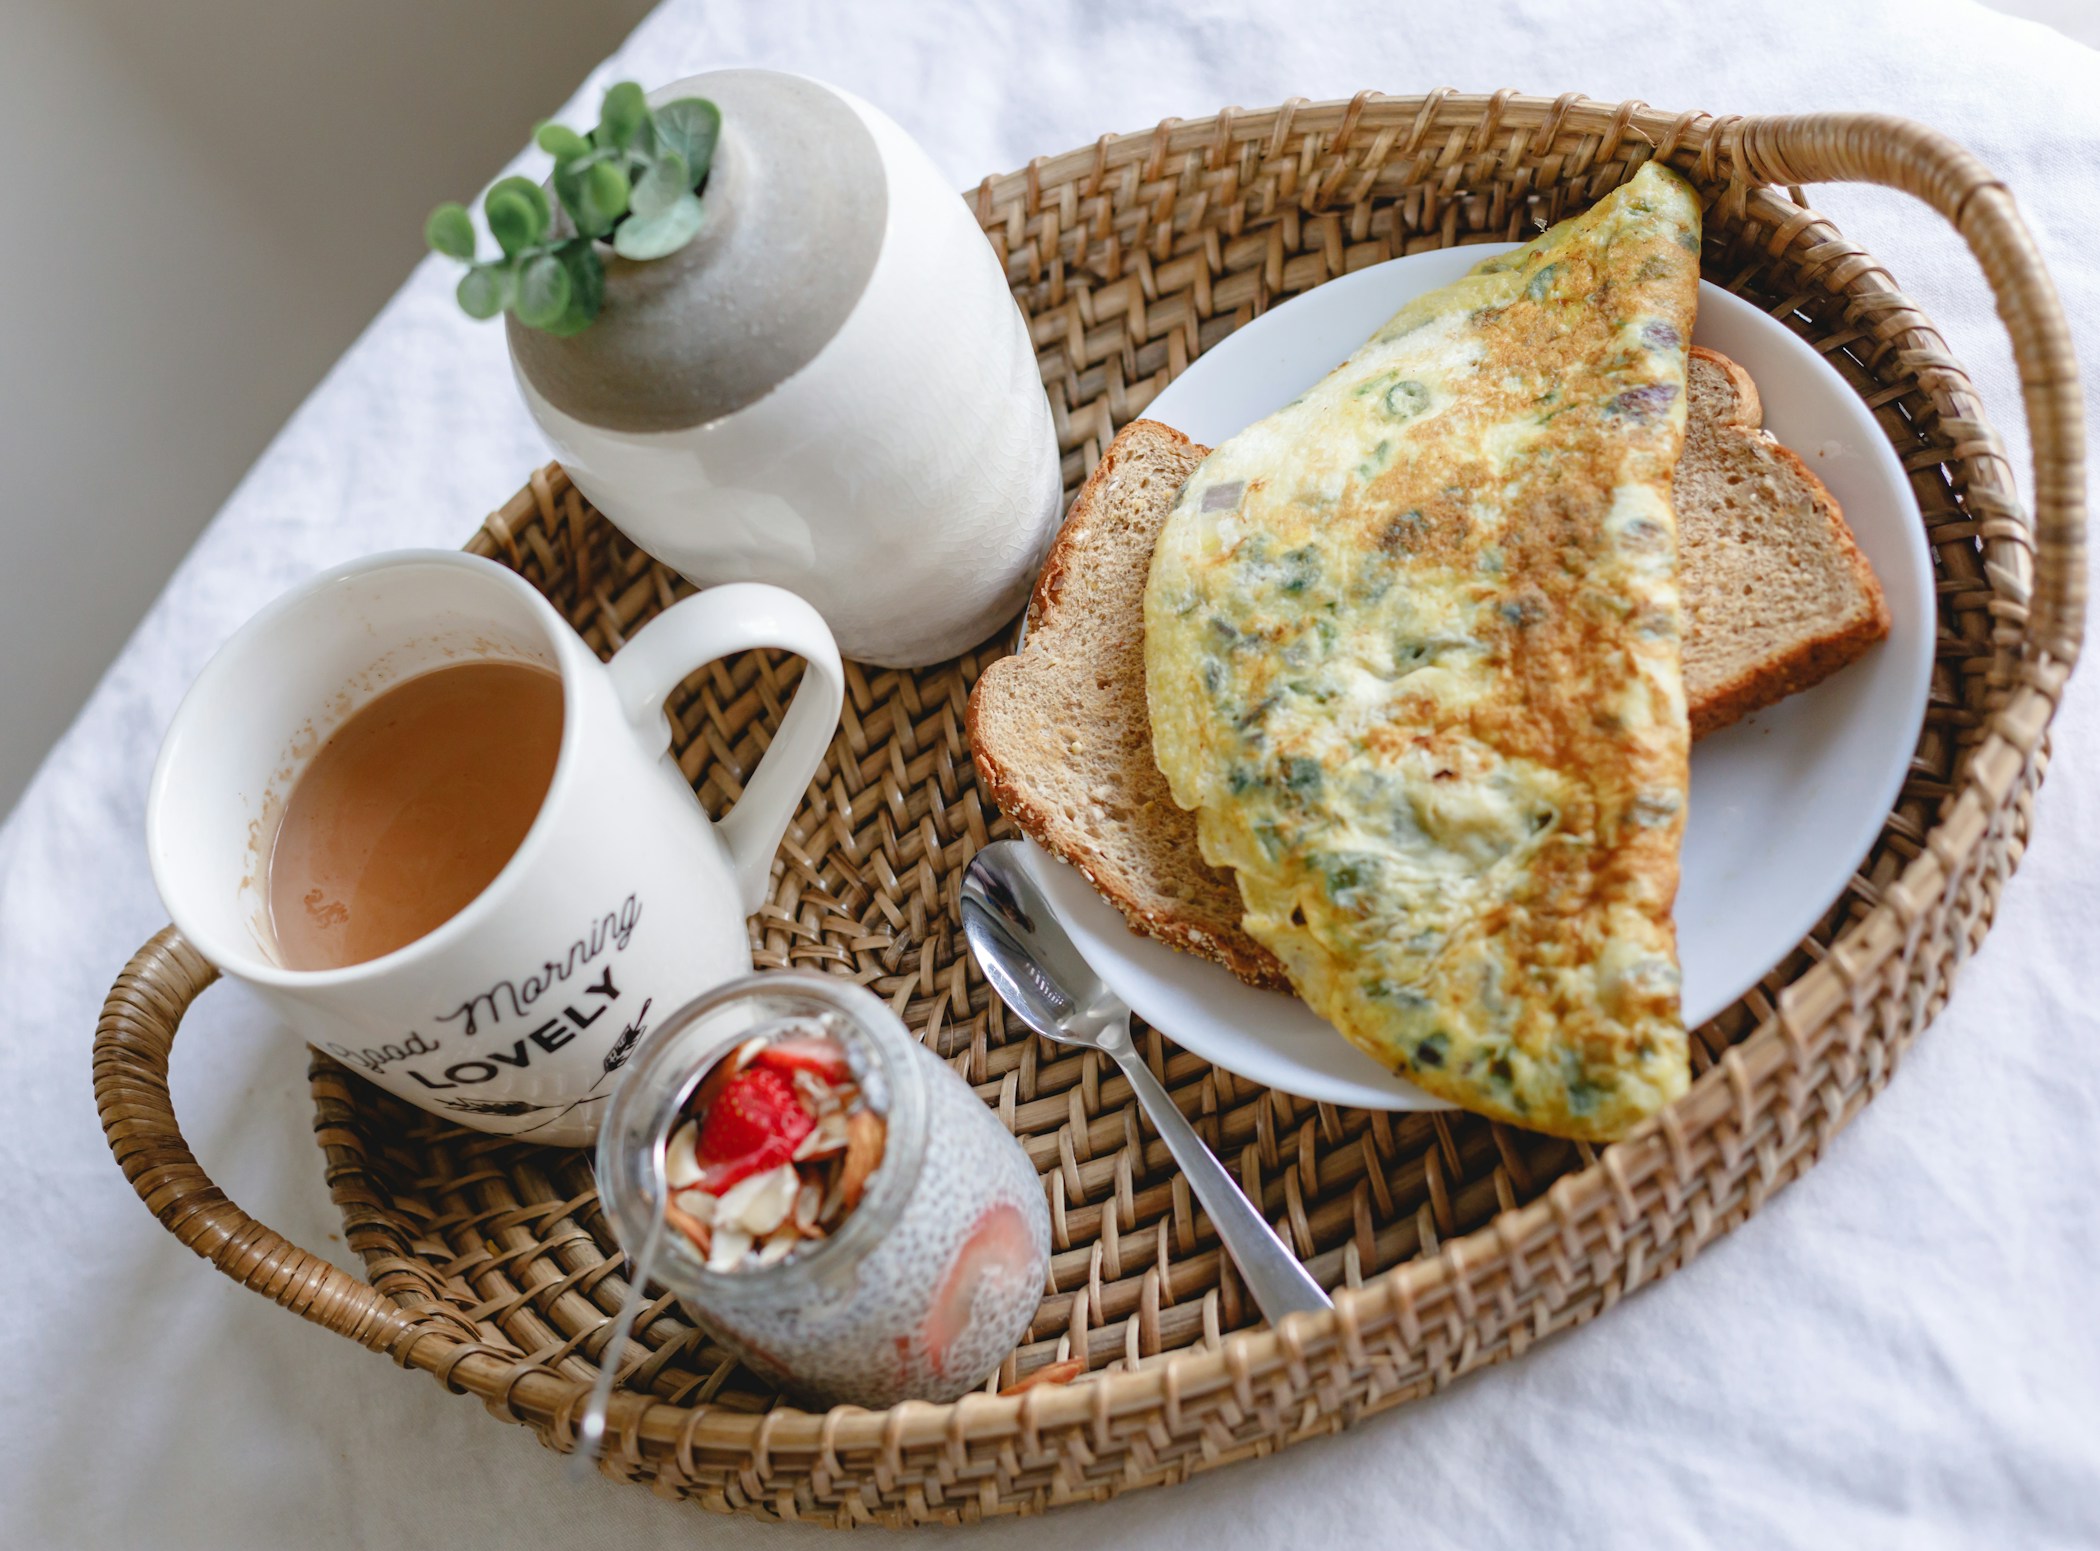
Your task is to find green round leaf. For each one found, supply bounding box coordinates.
[580,159,630,233]
[612,191,704,261]
[455,263,511,321]
[424,202,476,260]
[551,157,600,237]
[485,190,536,258]
[630,151,689,221]
[488,176,551,240]
[653,99,720,185]
[513,252,573,330]
[597,81,647,150]
[534,121,592,162]
[540,239,605,336]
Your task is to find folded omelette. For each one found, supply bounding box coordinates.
[1144,163,1701,1140]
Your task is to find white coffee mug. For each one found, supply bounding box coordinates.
[147,549,844,1146]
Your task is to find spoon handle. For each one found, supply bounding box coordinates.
[1107,1026,1332,1321]
[569,1203,667,1478]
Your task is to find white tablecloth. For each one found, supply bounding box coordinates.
[6,1,2096,1545]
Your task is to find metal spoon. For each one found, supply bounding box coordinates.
[570,1056,711,1477]
[961,841,1332,1323]
[569,1205,666,1478]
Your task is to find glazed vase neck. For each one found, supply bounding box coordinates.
[506,69,888,433]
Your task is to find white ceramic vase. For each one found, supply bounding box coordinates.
[509,70,1063,668]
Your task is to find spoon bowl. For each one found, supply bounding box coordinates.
[962,841,1332,1322]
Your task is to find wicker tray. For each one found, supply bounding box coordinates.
[95,95,2082,1527]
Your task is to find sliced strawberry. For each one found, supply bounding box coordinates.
[693,1065,813,1192]
[923,1202,1039,1381]
[750,1035,853,1084]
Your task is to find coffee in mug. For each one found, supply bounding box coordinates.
[266,660,564,972]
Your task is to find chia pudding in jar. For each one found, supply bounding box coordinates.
[597,970,1050,1408]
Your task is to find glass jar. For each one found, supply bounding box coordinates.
[597,969,1049,1408]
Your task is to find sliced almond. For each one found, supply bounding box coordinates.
[714,1164,782,1222]
[664,1120,703,1189]
[793,1182,821,1232]
[817,1168,846,1225]
[671,1187,718,1225]
[721,1162,799,1237]
[687,1054,739,1125]
[753,1228,798,1268]
[793,1112,849,1162]
[707,1225,753,1273]
[998,1358,1085,1396]
[839,1110,887,1210]
[664,1198,713,1257]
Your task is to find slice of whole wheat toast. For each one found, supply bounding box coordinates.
[968,352,1890,992]
[966,423,1293,987]
[1678,347,1890,735]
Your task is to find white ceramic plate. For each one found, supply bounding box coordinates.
[1026,243,1936,1110]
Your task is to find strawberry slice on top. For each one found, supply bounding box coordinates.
[750,1035,854,1084]
[695,1065,814,1192]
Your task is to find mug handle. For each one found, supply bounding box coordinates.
[603,582,845,915]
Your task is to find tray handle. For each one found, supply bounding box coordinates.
[1727,112,2085,667]
[93,927,420,1352]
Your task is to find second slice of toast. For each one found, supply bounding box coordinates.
[1678,349,1891,735]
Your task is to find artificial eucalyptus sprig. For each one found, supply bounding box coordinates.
[425,81,721,335]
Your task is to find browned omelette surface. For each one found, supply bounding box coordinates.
[1145,163,1702,1140]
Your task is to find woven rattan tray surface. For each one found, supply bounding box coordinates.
[95,94,2082,1526]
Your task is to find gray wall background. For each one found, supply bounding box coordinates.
[0,0,655,812]
[0,0,2087,816]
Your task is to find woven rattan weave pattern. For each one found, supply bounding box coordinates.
[94,94,2081,1527]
